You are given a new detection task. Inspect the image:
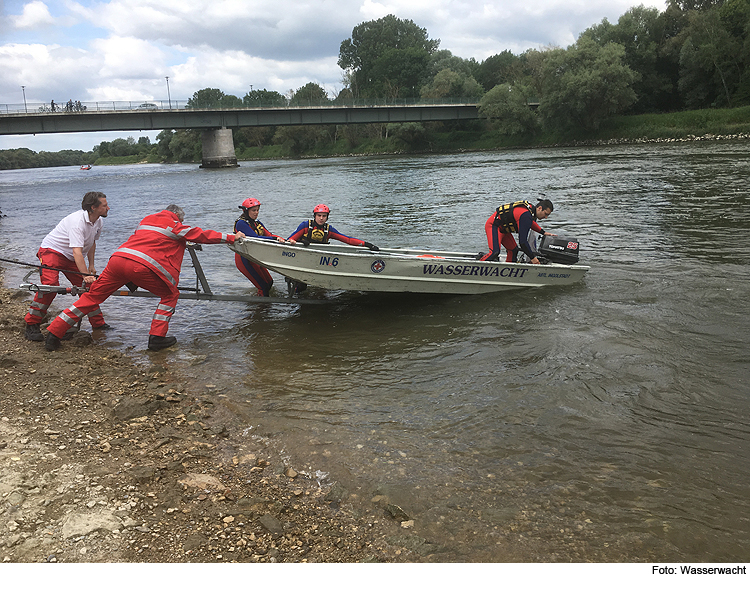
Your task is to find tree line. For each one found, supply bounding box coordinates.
[3,1,749,168]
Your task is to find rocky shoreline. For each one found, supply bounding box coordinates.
[0,268,416,563]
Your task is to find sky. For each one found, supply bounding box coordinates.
[0,0,665,152]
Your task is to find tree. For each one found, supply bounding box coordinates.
[427,50,477,78]
[289,82,329,106]
[475,50,522,91]
[580,6,678,112]
[186,88,226,109]
[168,130,201,162]
[386,122,427,147]
[678,7,743,107]
[338,14,439,98]
[272,125,332,157]
[219,94,243,108]
[368,46,432,98]
[156,130,175,160]
[479,83,540,135]
[235,126,276,149]
[421,68,484,100]
[538,38,638,131]
[243,89,287,108]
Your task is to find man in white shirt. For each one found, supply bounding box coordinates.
[25,191,111,341]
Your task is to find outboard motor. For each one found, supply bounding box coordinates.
[538,235,580,264]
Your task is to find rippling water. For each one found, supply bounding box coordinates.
[1,143,748,562]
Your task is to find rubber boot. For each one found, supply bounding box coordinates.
[45,331,61,352]
[25,323,43,342]
[148,335,177,351]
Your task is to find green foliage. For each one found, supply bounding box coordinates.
[220,94,243,108]
[475,51,522,91]
[386,122,427,147]
[243,89,287,108]
[538,39,638,131]
[156,130,175,160]
[338,14,439,98]
[0,147,91,169]
[479,84,540,135]
[289,83,329,106]
[235,126,276,149]
[92,136,154,160]
[679,8,743,108]
[421,68,484,100]
[186,88,226,109]
[580,6,678,112]
[598,104,750,138]
[368,46,432,98]
[427,50,477,79]
[169,130,202,162]
[272,125,336,157]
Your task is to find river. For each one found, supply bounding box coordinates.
[1,143,748,562]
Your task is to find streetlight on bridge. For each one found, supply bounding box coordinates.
[21,86,27,113]
[165,76,172,109]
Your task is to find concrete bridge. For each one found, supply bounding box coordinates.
[0,101,480,168]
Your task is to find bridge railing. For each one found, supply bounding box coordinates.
[0,97,482,116]
[0,100,188,114]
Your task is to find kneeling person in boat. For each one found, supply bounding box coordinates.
[479,198,555,264]
[288,204,379,251]
[43,204,245,353]
[234,197,290,297]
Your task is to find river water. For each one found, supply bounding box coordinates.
[1,143,748,562]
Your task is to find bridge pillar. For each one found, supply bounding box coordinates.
[200,128,238,168]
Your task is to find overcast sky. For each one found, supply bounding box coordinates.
[1,0,664,152]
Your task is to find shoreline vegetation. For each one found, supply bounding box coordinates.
[2,106,750,170]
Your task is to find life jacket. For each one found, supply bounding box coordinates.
[303,220,329,244]
[493,200,534,233]
[234,216,271,237]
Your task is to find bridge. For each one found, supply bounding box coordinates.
[0,99,481,167]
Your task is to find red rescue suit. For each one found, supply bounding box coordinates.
[46,210,236,339]
[479,202,545,262]
[24,248,106,328]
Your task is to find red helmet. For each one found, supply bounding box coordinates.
[240,198,261,209]
[313,204,330,214]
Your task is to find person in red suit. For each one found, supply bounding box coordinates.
[233,197,289,296]
[479,199,555,264]
[288,204,379,250]
[44,204,245,352]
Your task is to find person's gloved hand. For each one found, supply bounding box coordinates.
[364,241,379,251]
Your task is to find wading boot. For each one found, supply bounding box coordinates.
[45,331,61,352]
[148,335,177,351]
[25,323,43,342]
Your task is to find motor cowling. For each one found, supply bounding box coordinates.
[539,235,580,264]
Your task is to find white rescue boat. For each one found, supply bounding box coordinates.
[230,237,589,295]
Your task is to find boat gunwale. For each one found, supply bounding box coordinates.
[232,237,590,272]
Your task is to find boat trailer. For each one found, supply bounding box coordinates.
[19,244,324,305]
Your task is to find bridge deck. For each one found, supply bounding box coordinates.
[0,104,480,136]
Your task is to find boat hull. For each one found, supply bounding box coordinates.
[230,238,589,295]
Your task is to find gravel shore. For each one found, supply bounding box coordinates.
[0,268,416,563]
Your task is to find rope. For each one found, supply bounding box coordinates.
[0,256,96,276]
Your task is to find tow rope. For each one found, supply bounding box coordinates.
[0,255,97,277]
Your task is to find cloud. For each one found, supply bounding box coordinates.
[9,0,56,29]
[75,0,360,61]
[0,0,665,150]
